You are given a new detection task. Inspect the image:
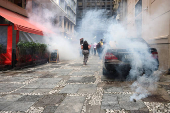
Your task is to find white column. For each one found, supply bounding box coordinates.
[72,25,74,34]
[60,16,64,37]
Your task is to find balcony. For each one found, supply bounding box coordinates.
[65,0,76,13]
[36,0,76,24]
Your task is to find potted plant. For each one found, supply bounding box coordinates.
[34,43,47,63]
[17,41,26,63]
[17,41,48,66]
[39,43,47,59]
[17,41,25,56]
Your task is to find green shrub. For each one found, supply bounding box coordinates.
[17,41,47,56]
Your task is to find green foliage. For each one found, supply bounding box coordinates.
[17,41,47,56]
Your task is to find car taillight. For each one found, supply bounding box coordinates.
[105,53,118,60]
[152,52,158,59]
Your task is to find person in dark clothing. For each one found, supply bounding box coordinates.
[98,39,104,59]
[81,41,91,65]
[97,42,101,57]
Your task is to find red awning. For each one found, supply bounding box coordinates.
[0,7,44,35]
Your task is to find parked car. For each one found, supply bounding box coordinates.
[103,38,159,77]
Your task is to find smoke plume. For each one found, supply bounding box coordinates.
[26,1,79,60]
[77,10,161,101]
[26,1,162,101]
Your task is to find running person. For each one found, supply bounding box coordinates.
[81,41,91,65]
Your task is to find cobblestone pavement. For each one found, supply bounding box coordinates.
[0,56,170,113]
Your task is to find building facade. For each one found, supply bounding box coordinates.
[0,0,77,67]
[116,0,127,25]
[27,0,77,39]
[0,0,77,39]
[119,0,170,71]
[76,0,120,31]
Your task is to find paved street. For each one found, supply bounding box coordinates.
[0,56,170,113]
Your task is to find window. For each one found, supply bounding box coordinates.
[32,0,38,9]
[59,16,62,27]
[32,0,39,14]
[8,0,27,9]
[135,0,142,16]
[78,2,82,6]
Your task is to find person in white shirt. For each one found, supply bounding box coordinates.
[93,42,97,55]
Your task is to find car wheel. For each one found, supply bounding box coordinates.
[103,67,110,75]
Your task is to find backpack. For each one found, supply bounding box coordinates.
[97,43,101,48]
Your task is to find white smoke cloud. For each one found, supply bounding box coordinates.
[77,10,161,101]
[26,1,80,60]
[103,22,161,100]
[130,71,162,101]
[26,1,162,101]
[76,10,112,43]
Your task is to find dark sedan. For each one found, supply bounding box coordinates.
[103,38,159,78]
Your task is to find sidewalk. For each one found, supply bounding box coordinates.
[0,56,169,113]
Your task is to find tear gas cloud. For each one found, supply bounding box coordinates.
[99,17,161,100]
[27,2,79,60]
[27,2,161,101]
[76,10,111,42]
[77,10,161,101]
